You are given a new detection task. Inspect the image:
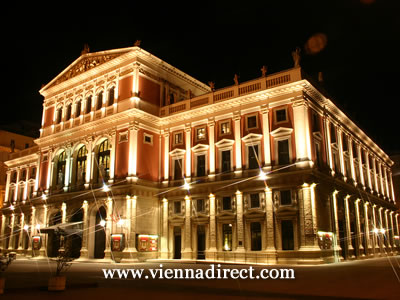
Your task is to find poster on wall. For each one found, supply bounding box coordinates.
[138,234,158,252]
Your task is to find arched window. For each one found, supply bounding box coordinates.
[65,103,72,121]
[56,151,66,186]
[76,146,87,184]
[55,108,63,124]
[96,92,103,110]
[75,100,82,117]
[85,96,92,114]
[107,87,115,106]
[97,140,110,182]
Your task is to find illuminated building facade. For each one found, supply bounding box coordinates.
[1,45,398,263]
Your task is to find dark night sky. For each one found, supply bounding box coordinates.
[1,1,399,155]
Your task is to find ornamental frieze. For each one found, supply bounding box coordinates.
[48,53,121,89]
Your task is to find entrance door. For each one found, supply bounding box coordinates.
[173,226,181,259]
[197,225,205,259]
[281,220,294,250]
[338,220,347,260]
[94,207,106,259]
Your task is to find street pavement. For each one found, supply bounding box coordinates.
[1,256,400,299]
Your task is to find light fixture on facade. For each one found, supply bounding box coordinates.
[372,228,379,234]
[99,220,106,227]
[10,205,15,211]
[183,180,190,191]
[103,184,110,192]
[23,225,29,231]
[258,170,267,180]
[42,194,47,200]
[117,218,125,227]
[36,224,41,230]
[380,228,386,234]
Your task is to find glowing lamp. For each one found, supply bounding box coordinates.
[99,220,106,227]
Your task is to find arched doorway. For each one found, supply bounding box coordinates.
[67,208,83,258]
[47,211,62,257]
[94,206,106,258]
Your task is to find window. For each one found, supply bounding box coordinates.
[25,143,29,149]
[29,185,34,199]
[118,132,128,143]
[280,190,292,206]
[314,140,322,167]
[22,170,26,180]
[278,139,290,165]
[250,193,260,208]
[65,103,72,121]
[275,108,287,123]
[174,159,182,180]
[248,145,259,169]
[9,188,15,202]
[55,108,62,124]
[221,150,231,172]
[56,151,66,186]
[281,220,294,250]
[312,113,320,132]
[196,127,206,141]
[75,100,82,117]
[76,146,87,184]
[246,115,258,129]
[196,155,206,177]
[97,140,110,182]
[174,132,183,145]
[108,87,115,106]
[96,92,103,110]
[342,135,348,152]
[12,172,17,183]
[222,196,232,210]
[251,222,262,251]
[220,121,230,135]
[196,199,204,213]
[330,125,337,143]
[144,133,153,145]
[222,224,232,251]
[30,167,36,179]
[174,201,181,214]
[85,96,92,114]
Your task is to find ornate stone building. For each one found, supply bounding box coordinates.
[1,45,398,263]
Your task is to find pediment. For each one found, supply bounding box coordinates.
[169,148,186,156]
[215,138,234,148]
[242,133,263,143]
[270,127,293,138]
[192,143,209,152]
[41,48,132,92]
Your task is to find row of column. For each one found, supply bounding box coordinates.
[4,166,36,204]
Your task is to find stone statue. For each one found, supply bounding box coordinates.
[292,47,301,67]
[208,81,215,91]
[233,74,239,85]
[58,170,64,185]
[99,163,105,178]
[134,40,141,47]
[81,44,90,55]
[318,71,324,82]
[77,166,84,183]
[261,65,267,77]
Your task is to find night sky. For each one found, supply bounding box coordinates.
[1,1,399,155]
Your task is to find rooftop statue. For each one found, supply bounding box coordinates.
[292,47,301,67]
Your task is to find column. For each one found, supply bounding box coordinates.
[365,152,373,190]
[292,99,312,166]
[4,171,11,204]
[331,191,343,260]
[384,210,392,253]
[354,199,364,257]
[348,139,357,185]
[46,149,53,192]
[185,124,191,178]
[128,122,139,179]
[383,167,390,200]
[105,197,113,257]
[378,207,385,253]
[389,171,396,203]
[23,166,29,201]
[14,168,21,203]
[0,215,6,249]
[208,119,216,175]
[132,62,140,99]
[344,195,355,258]
[40,205,48,256]
[371,205,380,255]
[264,187,276,261]
[64,145,72,192]
[324,118,334,174]
[108,130,116,183]
[207,194,217,259]
[160,198,169,259]
[80,200,89,258]
[389,212,395,253]
[364,203,372,256]
[129,195,137,252]
[378,162,385,197]
[396,214,400,251]
[28,207,36,251]
[61,202,67,223]
[337,127,346,177]
[357,145,365,187]
[18,213,25,250]
[85,136,93,188]
[233,112,242,172]
[163,130,170,182]
[182,195,192,259]
[261,106,271,168]
[8,214,15,250]
[235,190,245,254]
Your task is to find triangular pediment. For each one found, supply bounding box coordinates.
[192,143,209,152]
[41,48,133,92]
[242,133,263,143]
[169,148,186,156]
[270,127,293,137]
[215,138,235,148]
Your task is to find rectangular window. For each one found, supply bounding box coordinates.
[220,121,231,135]
[251,222,262,251]
[330,125,337,143]
[143,133,153,145]
[281,220,294,250]
[275,108,287,123]
[174,132,183,145]
[174,201,181,214]
[221,150,231,172]
[222,224,232,251]
[246,115,257,129]
[174,159,182,180]
[250,193,260,208]
[222,196,232,210]
[196,155,206,177]
[196,127,206,141]
[248,145,259,169]
[312,113,320,132]
[314,141,322,167]
[278,139,290,165]
[196,199,204,213]
[280,190,292,206]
